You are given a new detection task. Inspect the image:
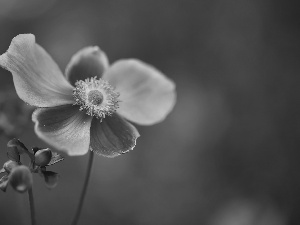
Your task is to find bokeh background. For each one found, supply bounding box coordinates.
[0,0,299,224]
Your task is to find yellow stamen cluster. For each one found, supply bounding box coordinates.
[73,77,120,121]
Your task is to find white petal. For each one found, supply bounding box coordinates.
[103,59,176,125]
[90,114,140,157]
[65,46,109,85]
[32,105,92,156]
[0,34,74,107]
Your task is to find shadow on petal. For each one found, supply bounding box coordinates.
[90,114,140,157]
[65,46,109,85]
[32,105,92,156]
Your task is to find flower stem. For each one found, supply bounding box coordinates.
[71,151,94,225]
[28,187,36,225]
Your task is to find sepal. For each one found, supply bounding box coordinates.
[7,138,34,161]
[0,175,9,192]
[7,138,28,154]
[41,170,59,189]
[7,147,20,162]
[47,152,64,166]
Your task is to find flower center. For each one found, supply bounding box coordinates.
[88,90,103,105]
[73,77,120,120]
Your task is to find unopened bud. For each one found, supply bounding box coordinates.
[34,149,52,166]
[9,166,32,193]
[3,160,20,173]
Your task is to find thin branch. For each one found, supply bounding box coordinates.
[71,151,94,225]
[28,187,36,225]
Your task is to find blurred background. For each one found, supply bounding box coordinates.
[0,0,299,224]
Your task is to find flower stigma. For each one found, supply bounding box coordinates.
[88,90,103,105]
[73,77,120,121]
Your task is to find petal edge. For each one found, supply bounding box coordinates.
[65,46,109,85]
[90,114,140,157]
[0,34,74,107]
[103,59,176,125]
[32,105,92,156]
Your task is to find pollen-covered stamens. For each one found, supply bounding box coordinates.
[73,77,120,120]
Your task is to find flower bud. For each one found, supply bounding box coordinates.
[3,160,20,173]
[34,148,52,166]
[9,166,32,193]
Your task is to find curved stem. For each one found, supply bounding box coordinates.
[71,151,94,225]
[28,187,36,225]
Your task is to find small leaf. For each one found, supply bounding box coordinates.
[7,147,20,162]
[47,152,64,166]
[7,138,28,154]
[7,138,34,161]
[9,166,33,193]
[0,175,9,192]
[42,171,59,189]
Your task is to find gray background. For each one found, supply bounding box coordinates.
[0,0,299,224]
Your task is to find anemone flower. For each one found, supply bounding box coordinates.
[0,34,176,157]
